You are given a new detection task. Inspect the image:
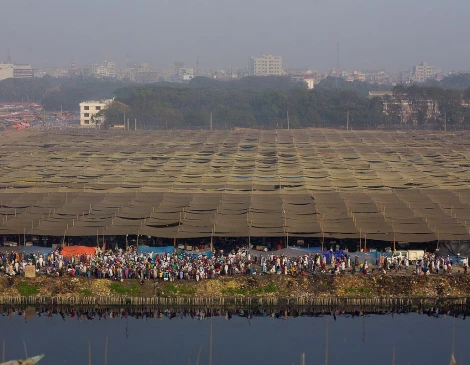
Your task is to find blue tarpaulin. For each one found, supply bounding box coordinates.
[296,246,322,254]
[351,251,389,265]
[184,250,212,258]
[138,245,174,254]
[20,246,53,256]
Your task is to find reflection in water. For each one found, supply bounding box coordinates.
[1,304,469,322]
[1,306,468,365]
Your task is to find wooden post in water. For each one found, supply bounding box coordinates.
[104,337,108,365]
[2,339,5,363]
[209,314,213,365]
[325,318,329,365]
[23,339,28,359]
[195,345,202,365]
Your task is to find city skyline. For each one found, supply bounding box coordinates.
[0,57,449,86]
[1,0,469,73]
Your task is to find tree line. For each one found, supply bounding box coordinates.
[104,78,470,130]
[1,73,470,130]
[0,76,134,110]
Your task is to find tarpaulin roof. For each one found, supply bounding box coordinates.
[1,129,470,242]
[61,246,97,257]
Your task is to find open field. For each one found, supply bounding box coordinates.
[1,129,470,243]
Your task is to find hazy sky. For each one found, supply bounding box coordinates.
[1,0,469,72]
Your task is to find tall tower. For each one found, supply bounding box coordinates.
[71,59,76,71]
[7,48,11,63]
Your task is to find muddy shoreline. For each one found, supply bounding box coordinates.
[2,274,470,300]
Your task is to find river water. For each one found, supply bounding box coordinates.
[0,309,467,365]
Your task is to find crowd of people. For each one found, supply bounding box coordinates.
[376,252,468,275]
[0,246,467,280]
[0,246,348,280]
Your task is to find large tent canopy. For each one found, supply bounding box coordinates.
[1,128,470,242]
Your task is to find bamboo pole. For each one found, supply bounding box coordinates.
[209,315,213,365]
[104,337,108,365]
[359,228,362,251]
[325,318,329,365]
[195,345,202,365]
[23,339,28,359]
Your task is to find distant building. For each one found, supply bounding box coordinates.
[314,73,327,84]
[79,99,113,127]
[285,68,313,77]
[178,67,194,82]
[372,71,393,85]
[135,64,159,83]
[84,61,118,78]
[302,75,315,89]
[248,55,283,76]
[352,71,366,82]
[368,91,394,99]
[399,71,413,84]
[0,63,33,81]
[35,68,70,78]
[412,62,438,83]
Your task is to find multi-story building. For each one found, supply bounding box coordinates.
[412,62,438,83]
[84,61,118,78]
[314,73,327,84]
[372,71,393,85]
[352,71,366,82]
[0,63,33,81]
[399,71,413,84]
[35,68,70,78]
[285,68,313,77]
[79,99,113,127]
[302,75,315,89]
[178,67,194,82]
[248,55,283,76]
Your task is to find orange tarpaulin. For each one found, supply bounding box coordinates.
[61,246,96,257]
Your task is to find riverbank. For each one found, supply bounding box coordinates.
[2,274,470,300]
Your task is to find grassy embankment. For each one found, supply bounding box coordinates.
[1,274,470,299]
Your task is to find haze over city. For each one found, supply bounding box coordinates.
[1,0,470,72]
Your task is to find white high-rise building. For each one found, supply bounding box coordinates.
[0,63,33,81]
[412,62,438,83]
[248,55,283,76]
